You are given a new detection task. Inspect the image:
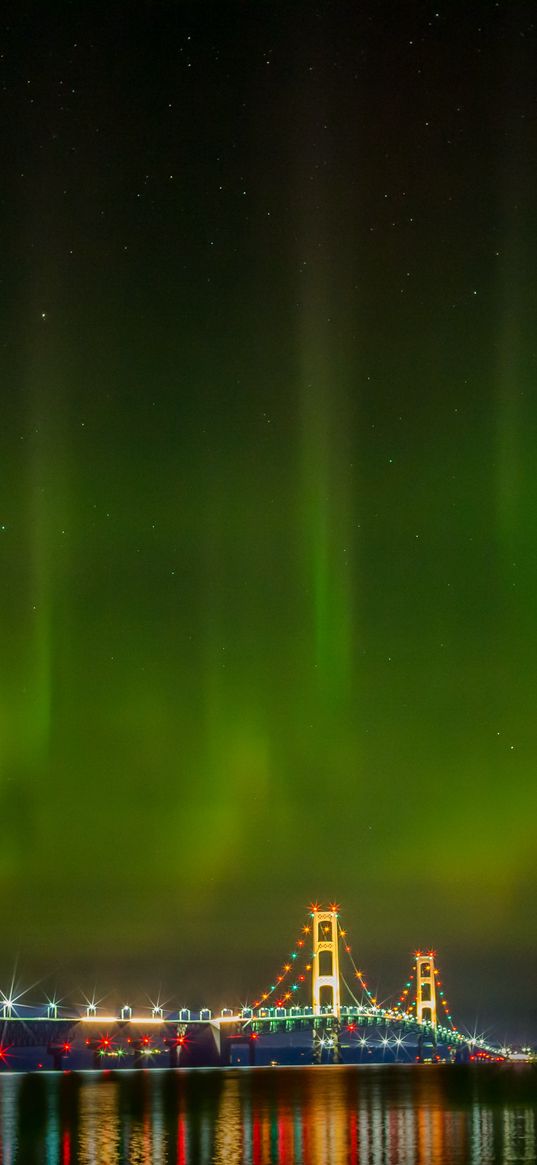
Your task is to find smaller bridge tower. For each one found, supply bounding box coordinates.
[312,906,341,1017]
[415,952,437,1026]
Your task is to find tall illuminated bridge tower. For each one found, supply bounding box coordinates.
[415,952,437,1026]
[312,906,341,1016]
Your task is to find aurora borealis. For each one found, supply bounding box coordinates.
[1,2,536,1040]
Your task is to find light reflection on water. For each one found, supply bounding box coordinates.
[0,1065,535,1165]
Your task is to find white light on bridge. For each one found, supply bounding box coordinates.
[82,1014,166,1025]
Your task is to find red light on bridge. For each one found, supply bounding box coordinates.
[250,1033,259,1041]
[142,1036,151,1046]
[63,1043,71,1054]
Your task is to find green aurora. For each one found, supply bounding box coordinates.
[0,2,536,1039]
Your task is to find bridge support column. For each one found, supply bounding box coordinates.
[48,1044,69,1071]
[312,1020,342,1064]
[84,1038,105,1069]
[312,1021,326,1064]
[416,1027,438,1063]
[331,1019,342,1064]
[312,1027,322,1064]
[165,1026,187,1068]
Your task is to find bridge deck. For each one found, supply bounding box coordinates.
[0,1005,502,1056]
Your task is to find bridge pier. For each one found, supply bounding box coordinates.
[164,1024,189,1068]
[219,1035,231,1067]
[47,1043,70,1071]
[331,1019,342,1065]
[217,1033,257,1067]
[312,1022,324,1064]
[130,1037,152,1068]
[84,1039,103,1069]
[417,1027,438,1063]
[313,1019,342,1064]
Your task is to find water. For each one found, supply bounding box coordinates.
[1,1065,536,1164]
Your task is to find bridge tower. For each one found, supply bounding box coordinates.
[415,952,437,1026]
[312,907,341,1017]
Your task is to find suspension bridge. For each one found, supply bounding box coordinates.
[0,904,507,1069]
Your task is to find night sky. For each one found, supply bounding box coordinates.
[1,1,536,1042]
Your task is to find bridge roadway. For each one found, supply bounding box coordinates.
[0,1002,505,1067]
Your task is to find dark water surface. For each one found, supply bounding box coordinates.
[1,1065,536,1164]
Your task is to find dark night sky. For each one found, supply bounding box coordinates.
[1,1,536,1042]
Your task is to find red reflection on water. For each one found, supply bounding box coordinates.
[349,1110,358,1164]
[177,1113,186,1165]
[62,1130,71,1165]
[252,1115,262,1165]
[278,1112,291,1164]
